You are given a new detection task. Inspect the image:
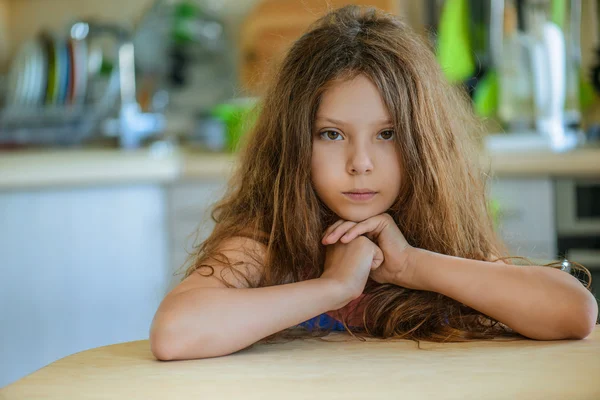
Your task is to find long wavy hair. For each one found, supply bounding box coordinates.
[183,5,593,343]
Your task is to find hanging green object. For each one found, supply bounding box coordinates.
[550,1,595,110]
[579,69,597,109]
[551,0,566,28]
[473,70,499,117]
[436,0,475,83]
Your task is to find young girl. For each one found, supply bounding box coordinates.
[150,5,598,361]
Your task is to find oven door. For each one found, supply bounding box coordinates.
[564,249,600,271]
[555,179,600,296]
[555,179,600,236]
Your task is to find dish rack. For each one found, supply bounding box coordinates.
[0,21,164,149]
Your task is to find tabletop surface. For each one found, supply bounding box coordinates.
[2,327,600,400]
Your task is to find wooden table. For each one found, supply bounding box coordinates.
[2,327,600,399]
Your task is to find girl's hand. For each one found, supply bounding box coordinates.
[322,213,417,288]
[320,236,384,307]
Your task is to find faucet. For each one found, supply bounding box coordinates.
[71,21,165,149]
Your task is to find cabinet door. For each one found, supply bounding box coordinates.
[167,180,228,291]
[489,177,557,261]
[0,184,169,387]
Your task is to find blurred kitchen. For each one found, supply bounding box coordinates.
[0,0,599,388]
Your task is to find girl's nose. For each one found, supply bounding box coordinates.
[347,146,374,175]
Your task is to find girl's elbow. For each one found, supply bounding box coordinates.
[566,293,598,340]
[149,317,232,361]
[149,310,192,361]
[150,320,179,361]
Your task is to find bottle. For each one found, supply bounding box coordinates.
[498,0,536,132]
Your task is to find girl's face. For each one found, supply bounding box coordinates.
[311,74,402,222]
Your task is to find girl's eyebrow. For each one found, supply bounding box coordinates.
[315,116,393,126]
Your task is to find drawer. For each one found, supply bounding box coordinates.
[490,178,556,248]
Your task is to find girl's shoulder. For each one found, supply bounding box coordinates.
[177,236,268,292]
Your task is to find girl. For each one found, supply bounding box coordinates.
[150,5,598,361]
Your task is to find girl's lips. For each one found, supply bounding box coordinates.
[343,192,377,201]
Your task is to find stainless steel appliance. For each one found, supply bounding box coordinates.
[555,179,600,299]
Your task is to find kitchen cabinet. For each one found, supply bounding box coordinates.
[165,179,228,292]
[0,184,169,387]
[489,177,557,261]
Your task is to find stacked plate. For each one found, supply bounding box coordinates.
[6,32,88,108]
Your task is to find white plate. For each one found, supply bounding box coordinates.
[19,41,33,105]
[28,38,45,106]
[23,39,44,106]
[33,37,48,106]
[20,41,34,105]
[7,40,30,106]
[72,38,88,105]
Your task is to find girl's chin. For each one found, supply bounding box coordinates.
[333,208,381,223]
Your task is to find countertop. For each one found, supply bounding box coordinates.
[2,327,599,399]
[0,146,599,190]
[0,147,237,190]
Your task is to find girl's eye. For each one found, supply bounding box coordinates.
[320,130,342,141]
[378,130,394,140]
[319,130,394,141]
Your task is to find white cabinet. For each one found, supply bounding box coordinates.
[489,177,557,261]
[166,180,228,292]
[0,184,170,387]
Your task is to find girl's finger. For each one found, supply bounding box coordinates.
[370,246,384,270]
[322,219,346,240]
[339,218,380,243]
[323,221,357,244]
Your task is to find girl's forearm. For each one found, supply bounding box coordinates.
[150,278,347,360]
[408,248,598,340]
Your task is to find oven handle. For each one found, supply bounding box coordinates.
[566,249,600,270]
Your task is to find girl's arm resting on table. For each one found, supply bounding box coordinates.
[150,279,346,361]
[407,248,599,340]
[150,238,348,361]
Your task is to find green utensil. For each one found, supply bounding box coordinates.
[212,99,259,152]
[579,69,597,109]
[551,0,566,28]
[473,69,498,117]
[436,0,474,83]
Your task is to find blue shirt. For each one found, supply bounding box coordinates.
[299,313,347,331]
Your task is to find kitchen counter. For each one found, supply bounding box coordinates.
[481,147,600,177]
[0,146,599,190]
[2,327,599,399]
[0,147,237,190]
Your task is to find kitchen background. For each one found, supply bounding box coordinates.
[1,0,599,388]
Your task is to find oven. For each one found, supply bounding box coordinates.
[555,179,600,301]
